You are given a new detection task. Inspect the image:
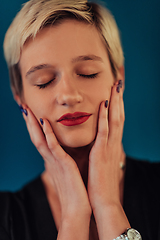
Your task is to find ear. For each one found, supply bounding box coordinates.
[14,94,22,106]
[117,65,125,81]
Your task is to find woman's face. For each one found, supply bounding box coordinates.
[19,20,117,148]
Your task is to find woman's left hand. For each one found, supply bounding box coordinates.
[88,81,130,240]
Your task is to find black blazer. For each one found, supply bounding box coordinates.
[0,156,160,240]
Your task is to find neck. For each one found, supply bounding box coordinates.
[62,142,94,187]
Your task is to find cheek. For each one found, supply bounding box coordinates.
[91,82,112,124]
[23,86,51,119]
[91,83,112,107]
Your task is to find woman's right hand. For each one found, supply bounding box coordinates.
[21,106,91,240]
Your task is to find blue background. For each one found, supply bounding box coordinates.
[0,0,160,191]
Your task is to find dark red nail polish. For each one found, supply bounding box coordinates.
[105,100,108,108]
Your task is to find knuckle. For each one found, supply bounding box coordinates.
[120,112,125,123]
[35,140,44,151]
[108,134,118,147]
[120,117,125,126]
[107,141,114,149]
[48,138,59,154]
[48,140,56,152]
[98,128,108,138]
[111,118,120,128]
[29,133,45,152]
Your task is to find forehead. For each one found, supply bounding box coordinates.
[20,19,108,72]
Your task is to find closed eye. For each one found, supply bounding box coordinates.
[36,73,98,89]
[36,78,55,89]
[78,73,99,79]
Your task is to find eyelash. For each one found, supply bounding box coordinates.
[78,73,98,79]
[37,73,98,89]
[37,78,55,89]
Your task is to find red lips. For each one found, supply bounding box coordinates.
[57,112,92,126]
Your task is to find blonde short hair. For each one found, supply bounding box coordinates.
[3,0,124,97]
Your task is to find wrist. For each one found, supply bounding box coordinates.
[62,201,92,220]
[93,201,121,220]
[93,203,130,240]
[61,204,91,225]
[59,212,91,240]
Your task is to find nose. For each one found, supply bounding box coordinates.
[56,75,83,107]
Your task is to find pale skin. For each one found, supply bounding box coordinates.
[16,20,130,240]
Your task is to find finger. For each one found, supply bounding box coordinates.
[94,100,109,148]
[43,119,68,162]
[119,85,125,139]
[108,81,122,145]
[21,105,53,161]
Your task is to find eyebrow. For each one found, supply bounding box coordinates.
[26,64,53,77]
[71,55,103,63]
[25,55,103,77]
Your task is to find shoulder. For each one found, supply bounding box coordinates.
[0,176,56,240]
[0,176,43,211]
[125,156,160,199]
[0,176,43,239]
[126,155,160,183]
[0,191,12,233]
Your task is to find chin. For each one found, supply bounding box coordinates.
[60,138,94,148]
[53,122,97,149]
[58,132,96,149]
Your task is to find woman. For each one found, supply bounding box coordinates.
[1,0,160,239]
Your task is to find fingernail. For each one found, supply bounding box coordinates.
[116,80,123,93]
[105,100,108,108]
[116,85,120,93]
[19,104,24,113]
[23,109,28,116]
[118,80,123,88]
[117,80,123,93]
[19,105,28,116]
[40,118,44,125]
